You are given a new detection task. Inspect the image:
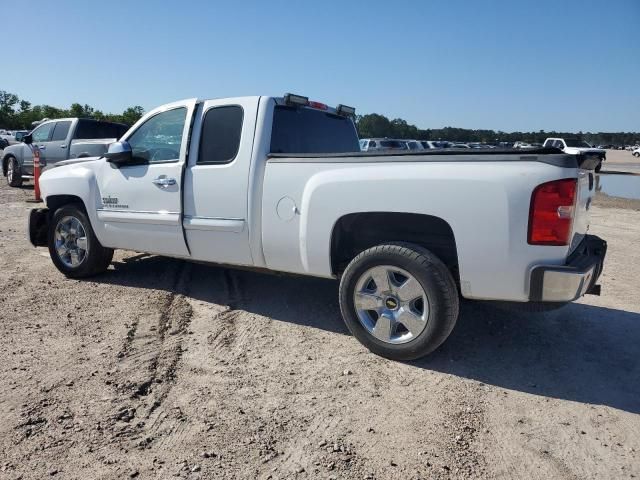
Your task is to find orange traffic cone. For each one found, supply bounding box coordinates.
[33,148,42,202]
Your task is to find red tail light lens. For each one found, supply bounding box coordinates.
[308,101,328,110]
[528,178,577,246]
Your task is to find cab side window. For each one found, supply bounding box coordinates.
[31,123,55,143]
[127,108,187,163]
[197,106,243,164]
[51,121,72,142]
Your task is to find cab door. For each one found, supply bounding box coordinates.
[95,99,197,257]
[182,97,259,265]
[46,120,73,165]
[24,121,55,173]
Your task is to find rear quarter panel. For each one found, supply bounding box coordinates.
[262,157,578,302]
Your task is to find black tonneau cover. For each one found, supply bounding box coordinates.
[268,147,601,170]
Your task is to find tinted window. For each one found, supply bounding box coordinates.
[270,106,360,154]
[198,106,243,164]
[564,139,591,148]
[370,140,376,148]
[51,121,72,141]
[128,108,187,163]
[74,120,128,140]
[379,140,406,149]
[32,123,55,143]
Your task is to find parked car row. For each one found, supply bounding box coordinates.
[1,118,128,186]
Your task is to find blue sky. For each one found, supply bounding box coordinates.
[3,0,638,132]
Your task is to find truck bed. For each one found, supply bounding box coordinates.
[267,147,601,169]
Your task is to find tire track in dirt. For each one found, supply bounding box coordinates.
[107,260,194,448]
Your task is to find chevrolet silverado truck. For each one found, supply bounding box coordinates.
[27,94,607,360]
[543,138,606,172]
[2,118,128,186]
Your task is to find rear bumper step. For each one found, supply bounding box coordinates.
[529,235,607,302]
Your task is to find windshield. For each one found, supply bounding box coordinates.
[270,105,360,154]
[564,139,592,148]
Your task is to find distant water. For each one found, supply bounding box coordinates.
[597,174,640,200]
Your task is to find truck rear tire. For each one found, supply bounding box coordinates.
[339,242,459,361]
[7,157,23,187]
[48,204,114,278]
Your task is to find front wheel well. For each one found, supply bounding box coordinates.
[330,212,459,281]
[46,194,87,213]
[2,155,15,176]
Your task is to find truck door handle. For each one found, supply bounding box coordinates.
[152,177,177,188]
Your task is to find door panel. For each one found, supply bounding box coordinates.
[29,121,55,170]
[183,97,259,265]
[94,100,197,256]
[46,120,73,165]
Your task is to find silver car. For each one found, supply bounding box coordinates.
[360,138,408,152]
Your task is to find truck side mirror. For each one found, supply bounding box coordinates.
[104,141,133,166]
[22,133,33,145]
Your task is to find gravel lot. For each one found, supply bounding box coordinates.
[0,182,638,480]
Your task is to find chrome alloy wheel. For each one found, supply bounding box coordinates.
[353,265,429,344]
[54,216,89,268]
[7,160,14,183]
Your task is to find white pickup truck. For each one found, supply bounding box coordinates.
[28,94,607,360]
[543,138,606,172]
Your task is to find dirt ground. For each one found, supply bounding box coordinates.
[0,182,639,480]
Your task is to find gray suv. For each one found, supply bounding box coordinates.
[2,118,128,187]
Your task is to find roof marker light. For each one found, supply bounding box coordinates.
[284,93,309,106]
[336,104,356,117]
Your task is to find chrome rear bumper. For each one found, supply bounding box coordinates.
[529,235,606,302]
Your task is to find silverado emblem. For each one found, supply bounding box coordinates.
[101,196,129,209]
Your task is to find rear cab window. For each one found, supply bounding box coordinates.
[270,105,360,154]
[74,120,128,140]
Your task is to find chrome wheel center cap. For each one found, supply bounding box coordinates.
[384,296,399,310]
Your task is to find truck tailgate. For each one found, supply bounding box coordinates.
[570,169,594,253]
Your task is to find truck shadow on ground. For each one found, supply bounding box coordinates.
[99,255,640,414]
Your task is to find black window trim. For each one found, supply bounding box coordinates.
[121,106,188,166]
[196,104,244,166]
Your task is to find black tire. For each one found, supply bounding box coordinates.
[48,204,114,278]
[6,156,23,187]
[339,242,459,361]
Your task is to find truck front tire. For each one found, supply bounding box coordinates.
[6,157,23,187]
[339,243,459,361]
[48,204,113,278]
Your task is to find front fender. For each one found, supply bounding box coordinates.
[2,145,23,174]
[39,164,104,242]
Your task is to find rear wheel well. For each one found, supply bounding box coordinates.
[331,212,459,282]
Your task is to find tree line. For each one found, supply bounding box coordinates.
[0,90,145,129]
[1,90,637,146]
[355,113,640,146]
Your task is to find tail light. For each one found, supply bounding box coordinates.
[308,101,328,110]
[528,178,577,246]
